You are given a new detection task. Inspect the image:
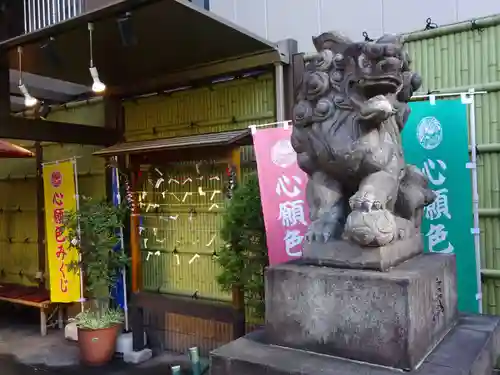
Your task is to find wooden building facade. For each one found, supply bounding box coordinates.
[0,0,298,353]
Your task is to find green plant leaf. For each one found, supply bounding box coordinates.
[217,173,268,318]
[64,197,130,312]
[69,308,124,329]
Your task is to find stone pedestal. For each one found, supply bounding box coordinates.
[210,251,500,375]
[301,234,423,271]
[211,314,500,375]
[265,254,457,370]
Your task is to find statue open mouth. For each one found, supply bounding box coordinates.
[360,76,402,99]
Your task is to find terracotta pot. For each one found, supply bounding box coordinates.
[78,324,120,366]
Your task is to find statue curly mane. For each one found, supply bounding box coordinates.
[291,31,435,247]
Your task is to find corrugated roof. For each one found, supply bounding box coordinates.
[93,129,252,157]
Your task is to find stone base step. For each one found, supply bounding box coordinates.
[211,314,500,375]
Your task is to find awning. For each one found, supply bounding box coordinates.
[0,0,283,91]
[0,140,34,158]
[93,129,252,157]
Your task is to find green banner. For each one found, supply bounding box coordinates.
[402,99,478,313]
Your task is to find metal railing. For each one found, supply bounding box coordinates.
[23,0,209,34]
[24,0,84,34]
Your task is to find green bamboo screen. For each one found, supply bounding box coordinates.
[405,18,500,314]
[124,74,275,313]
[0,101,106,287]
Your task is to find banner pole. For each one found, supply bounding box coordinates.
[465,90,483,313]
[113,158,129,331]
[248,120,292,132]
[72,157,85,313]
[42,155,83,166]
[411,90,487,100]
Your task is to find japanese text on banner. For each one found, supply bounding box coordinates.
[402,99,477,313]
[43,160,82,303]
[277,175,308,257]
[422,158,454,254]
[252,127,310,265]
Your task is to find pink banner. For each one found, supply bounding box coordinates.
[252,126,310,265]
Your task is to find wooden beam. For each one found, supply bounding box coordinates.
[110,51,279,97]
[133,291,235,323]
[0,116,120,145]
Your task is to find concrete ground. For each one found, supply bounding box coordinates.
[0,303,198,375]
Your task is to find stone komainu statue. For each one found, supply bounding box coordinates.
[291,32,436,247]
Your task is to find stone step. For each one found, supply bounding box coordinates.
[210,315,500,375]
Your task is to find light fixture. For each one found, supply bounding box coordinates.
[18,84,38,107]
[88,23,106,93]
[90,66,105,93]
[17,47,38,107]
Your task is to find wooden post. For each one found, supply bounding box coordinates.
[35,142,46,281]
[282,39,299,122]
[229,147,246,339]
[0,50,10,120]
[131,304,145,351]
[130,161,141,293]
[0,1,21,118]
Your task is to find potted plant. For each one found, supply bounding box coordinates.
[64,196,129,366]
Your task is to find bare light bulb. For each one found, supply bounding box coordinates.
[89,67,106,93]
[18,83,38,107]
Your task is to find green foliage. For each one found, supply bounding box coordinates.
[64,196,129,328]
[69,308,124,330]
[216,173,268,318]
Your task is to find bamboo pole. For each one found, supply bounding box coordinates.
[403,14,500,42]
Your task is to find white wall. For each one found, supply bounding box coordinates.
[210,0,500,52]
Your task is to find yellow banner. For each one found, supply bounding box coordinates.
[43,160,82,303]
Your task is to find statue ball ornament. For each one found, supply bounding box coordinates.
[291,31,436,247]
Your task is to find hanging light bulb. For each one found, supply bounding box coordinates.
[88,23,106,93]
[18,83,38,107]
[17,47,38,107]
[90,67,106,93]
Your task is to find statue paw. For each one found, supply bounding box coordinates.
[305,219,333,243]
[343,209,397,246]
[349,190,383,212]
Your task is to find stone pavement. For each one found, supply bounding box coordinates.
[0,305,194,375]
[0,323,198,375]
[1,354,194,375]
[0,326,194,375]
